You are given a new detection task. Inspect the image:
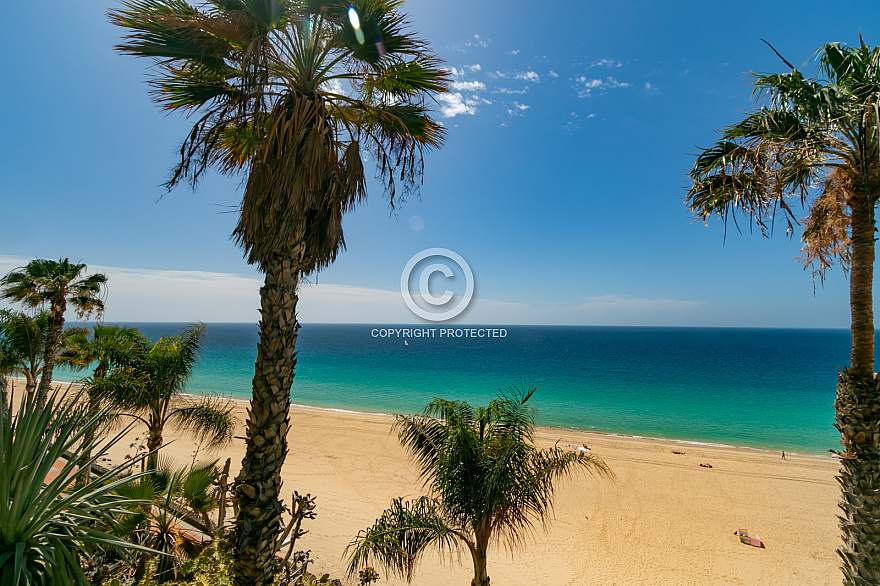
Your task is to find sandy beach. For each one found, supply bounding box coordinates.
[31,380,841,585]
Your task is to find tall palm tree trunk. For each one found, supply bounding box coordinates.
[24,372,37,397]
[836,192,880,585]
[36,304,64,406]
[233,254,300,586]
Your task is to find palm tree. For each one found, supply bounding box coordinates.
[0,310,52,397]
[115,460,223,583]
[109,2,448,581]
[347,386,609,586]
[97,324,234,471]
[686,41,880,584]
[0,258,107,406]
[59,324,148,484]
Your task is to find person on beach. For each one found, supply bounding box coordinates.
[782,451,786,460]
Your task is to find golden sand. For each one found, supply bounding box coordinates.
[31,380,841,585]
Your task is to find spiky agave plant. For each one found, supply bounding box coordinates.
[109,2,448,582]
[0,388,153,586]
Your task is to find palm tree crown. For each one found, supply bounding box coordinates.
[1,258,106,405]
[110,0,447,272]
[0,310,49,398]
[1,258,106,316]
[686,42,880,372]
[59,324,146,379]
[59,324,150,484]
[348,386,609,586]
[95,324,235,471]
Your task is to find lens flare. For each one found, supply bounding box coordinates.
[347,7,361,30]
[348,6,365,45]
[301,15,312,44]
[375,39,386,58]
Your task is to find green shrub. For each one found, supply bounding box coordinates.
[358,567,380,585]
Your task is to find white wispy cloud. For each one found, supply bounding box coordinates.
[510,49,520,55]
[506,102,529,116]
[645,82,657,90]
[573,76,630,97]
[549,70,559,78]
[514,70,540,83]
[437,93,479,117]
[591,58,622,68]
[466,34,489,49]
[451,80,486,92]
[321,79,344,95]
[495,87,528,95]
[447,65,482,78]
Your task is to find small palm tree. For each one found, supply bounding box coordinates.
[110,2,448,581]
[115,461,222,583]
[347,386,609,586]
[0,310,49,397]
[686,41,880,583]
[97,324,234,470]
[0,387,153,586]
[0,258,106,405]
[59,324,149,484]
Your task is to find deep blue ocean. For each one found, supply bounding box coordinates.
[57,323,850,455]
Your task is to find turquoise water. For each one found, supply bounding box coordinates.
[57,323,849,455]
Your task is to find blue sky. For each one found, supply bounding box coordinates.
[2,1,878,326]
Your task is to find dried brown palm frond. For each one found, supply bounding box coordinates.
[799,167,852,280]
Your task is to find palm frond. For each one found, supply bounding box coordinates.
[346,496,461,582]
[109,0,233,67]
[799,167,853,279]
[168,396,236,448]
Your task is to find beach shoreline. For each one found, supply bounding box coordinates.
[21,377,839,457]
[180,387,842,459]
